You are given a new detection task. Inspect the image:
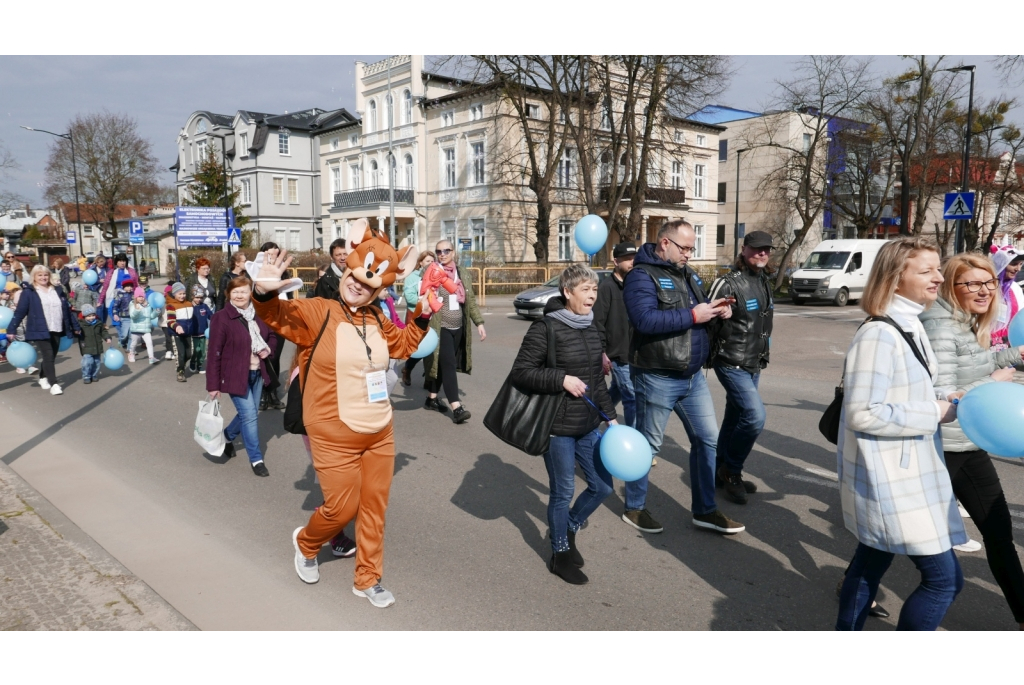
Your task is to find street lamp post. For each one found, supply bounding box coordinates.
[734,147,750,260]
[942,65,976,254]
[21,125,83,259]
[208,131,233,259]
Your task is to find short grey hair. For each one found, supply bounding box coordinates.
[559,263,599,296]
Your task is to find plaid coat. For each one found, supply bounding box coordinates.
[838,314,967,556]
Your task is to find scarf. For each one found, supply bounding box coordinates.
[234,303,271,356]
[442,262,466,303]
[330,263,345,278]
[546,306,594,330]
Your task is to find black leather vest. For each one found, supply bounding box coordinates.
[628,263,708,373]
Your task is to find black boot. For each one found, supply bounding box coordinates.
[566,529,584,568]
[259,391,270,411]
[548,551,588,585]
[268,391,285,410]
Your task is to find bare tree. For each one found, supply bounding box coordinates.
[827,121,898,239]
[43,111,160,240]
[0,138,24,214]
[994,56,1024,85]
[961,100,1024,251]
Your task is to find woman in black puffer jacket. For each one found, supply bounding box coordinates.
[510,264,617,585]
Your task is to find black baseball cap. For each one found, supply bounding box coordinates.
[743,231,774,249]
[613,241,637,259]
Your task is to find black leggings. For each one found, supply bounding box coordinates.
[428,327,463,405]
[34,332,61,385]
[265,335,283,395]
[946,449,1024,623]
[173,336,193,372]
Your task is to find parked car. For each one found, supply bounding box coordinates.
[513,269,613,319]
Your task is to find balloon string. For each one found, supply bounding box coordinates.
[580,387,613,423]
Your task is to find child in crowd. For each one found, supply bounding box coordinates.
[71,279,99,314]
[110,279,135,349]
[79,304,111,384]
[127,287,158,364]
[166,281,194,382]
[138,274,152,297]
[161,283,175,361]
[188,285,213,374]
[0,287,12,364]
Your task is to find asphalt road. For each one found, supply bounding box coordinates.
[2,298,1023,630]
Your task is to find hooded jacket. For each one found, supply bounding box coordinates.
[622,243,709,377]
[593,271,631,365]
[80,317,110,355]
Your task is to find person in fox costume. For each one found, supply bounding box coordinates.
[252,218,434,608]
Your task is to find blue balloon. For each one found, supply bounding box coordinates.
[573,214,608,256]
[0,272,6,289]
[1009,311,1024,348]
[204,327,210,339]
[0,307,12,330]
[82,269,98,286]
[103,348,125,371]
[600,425,653,482]
[410,327,439,359]
[148,291,165,309]
[151,317,159,328]
[957,382,1024,458]
[58,335,74,352]
[7,341,37,369]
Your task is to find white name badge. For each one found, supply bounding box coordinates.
[449,294,460,311]
[366,369,388,403]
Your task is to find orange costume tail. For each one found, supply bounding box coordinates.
[420,262,458,313]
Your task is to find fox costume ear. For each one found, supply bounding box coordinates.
[396,245,419,280]
[346,218,372,248]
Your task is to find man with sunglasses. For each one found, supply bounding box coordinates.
[706,230,775,505]
[622,219,743,535]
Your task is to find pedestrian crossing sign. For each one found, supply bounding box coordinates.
[943,192,975,220]
[227,229,241,246]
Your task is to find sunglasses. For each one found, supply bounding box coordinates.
[438,248,454,255]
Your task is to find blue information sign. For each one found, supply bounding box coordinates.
[129,219,144,245]
[66,230,77,244]
[174,206,230,246]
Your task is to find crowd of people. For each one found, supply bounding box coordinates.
[2,222,1023,628]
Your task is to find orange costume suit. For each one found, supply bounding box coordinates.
[254,220,429,592]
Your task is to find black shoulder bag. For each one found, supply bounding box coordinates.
[484,319,563,456]
[283,313,331,435]
[818,315,929,445]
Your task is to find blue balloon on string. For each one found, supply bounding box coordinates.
[151,317,159,329]
[0,307,13,330]
[600,425,653,482]
[148,291,165,310]
[573,214,608,256]
[82,269,98,286]
[410,328,438,359]
[0,272,6,289]
[103,348,125,370]
[1008,311,1024,348]
[58,335,74,352]
[957,382,1024,458]
[205,327,210,339]
[7,341,37,369]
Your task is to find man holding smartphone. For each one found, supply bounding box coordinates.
[622,219,742,535]
[706,230,775,505]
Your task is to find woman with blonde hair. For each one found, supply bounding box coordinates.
[8,264,81,394]
[920,253,1024,629]
[835,236,965,630]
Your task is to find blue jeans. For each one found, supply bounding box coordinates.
[714,365,766,475]
[542,428,614,553]
[836,543,964,630]
[224,370,264,464]
[609,361,635,428]
[81,353,100,380]
[626,370,719,516]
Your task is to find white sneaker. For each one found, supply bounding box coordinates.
[38,378,51,390]
[958,502,970,519]
[352,583,396,608]
[292,527,319,584]
[954,538,983,553]
[127,352,136,363]
[16,367,26,374]
[164,351,172,360]
[27,366,38,374]
[49,384,63,396]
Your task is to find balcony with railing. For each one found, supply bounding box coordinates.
[598,185,687,205]
[332,185,415,209]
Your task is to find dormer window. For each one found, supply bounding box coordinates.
[196,118,207,134]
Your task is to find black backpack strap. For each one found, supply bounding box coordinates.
[302,313,331,389]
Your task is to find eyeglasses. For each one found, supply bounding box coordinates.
[954,279,998,293]
[664,237,695,256]
[748,246,774,255]
[437,248,454,255]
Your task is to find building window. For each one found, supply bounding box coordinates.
[349,133,359,146]
[385,93,394,129]
[716,224,726,246]
[387,153,397,188]
[674,129,684,143]
[330,166,341,193]
[330,137,340,151]
[239,132,248,157]
[240,178,251,205]
[195,118,207,134]
[600,98,611,131]
[275,227,286,245]
[402,90,413,125]
[717,182,727,203]
[719,139,728,162]
[367,101,377,133]
[526,103,540,119]
[441,219,455,243]
[403,154,414,189]
[273,177,284,203]
[471,142,485,185]
[368,160,378,188]
[470,217,486,252]
[670,160,684,189]
[737,223,746,240]
[557,148,576,188]
[557,219,574,261]
[289,229,301,252]
[696,134,707,147]
[693,164,706,198]
[693,224,705,259]
[350,164,361,190]
[195,138,208,162]
[600,152,612,185]
[288,178,298,204]
[470,104,483,121]
[802,132,812,154]
[442,110,455,127]
[443,147,456,189]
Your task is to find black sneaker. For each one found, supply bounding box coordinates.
[724,472,748,505]
[176,370,186,383]
[548,551,588,585]
[268,393,285,410]
[330,532,357,558]
[566,529,584,568]
[259,392,270,411]
[452,406,472,424]
[716,466,757,494]
[424,397,449,414]
[222,441,236,459]
[621,509,664,533]
[692,510,745,534]
[251,461,270,477]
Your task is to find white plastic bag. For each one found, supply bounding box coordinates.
[194,398,226,456]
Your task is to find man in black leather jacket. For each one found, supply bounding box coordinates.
[707,230,775,504]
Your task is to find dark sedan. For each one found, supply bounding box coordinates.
[512,269,613,319]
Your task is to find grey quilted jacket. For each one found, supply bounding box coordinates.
[919,297,1023,452]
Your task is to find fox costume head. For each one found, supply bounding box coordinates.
[345,218,418,298]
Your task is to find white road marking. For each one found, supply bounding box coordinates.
[804,466,837,480]
[785,474,839,489]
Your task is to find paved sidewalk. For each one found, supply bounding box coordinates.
[0,460,196,631]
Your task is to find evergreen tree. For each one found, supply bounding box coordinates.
[181,146,249,229]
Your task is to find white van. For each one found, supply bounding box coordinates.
[789,239,888,306]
